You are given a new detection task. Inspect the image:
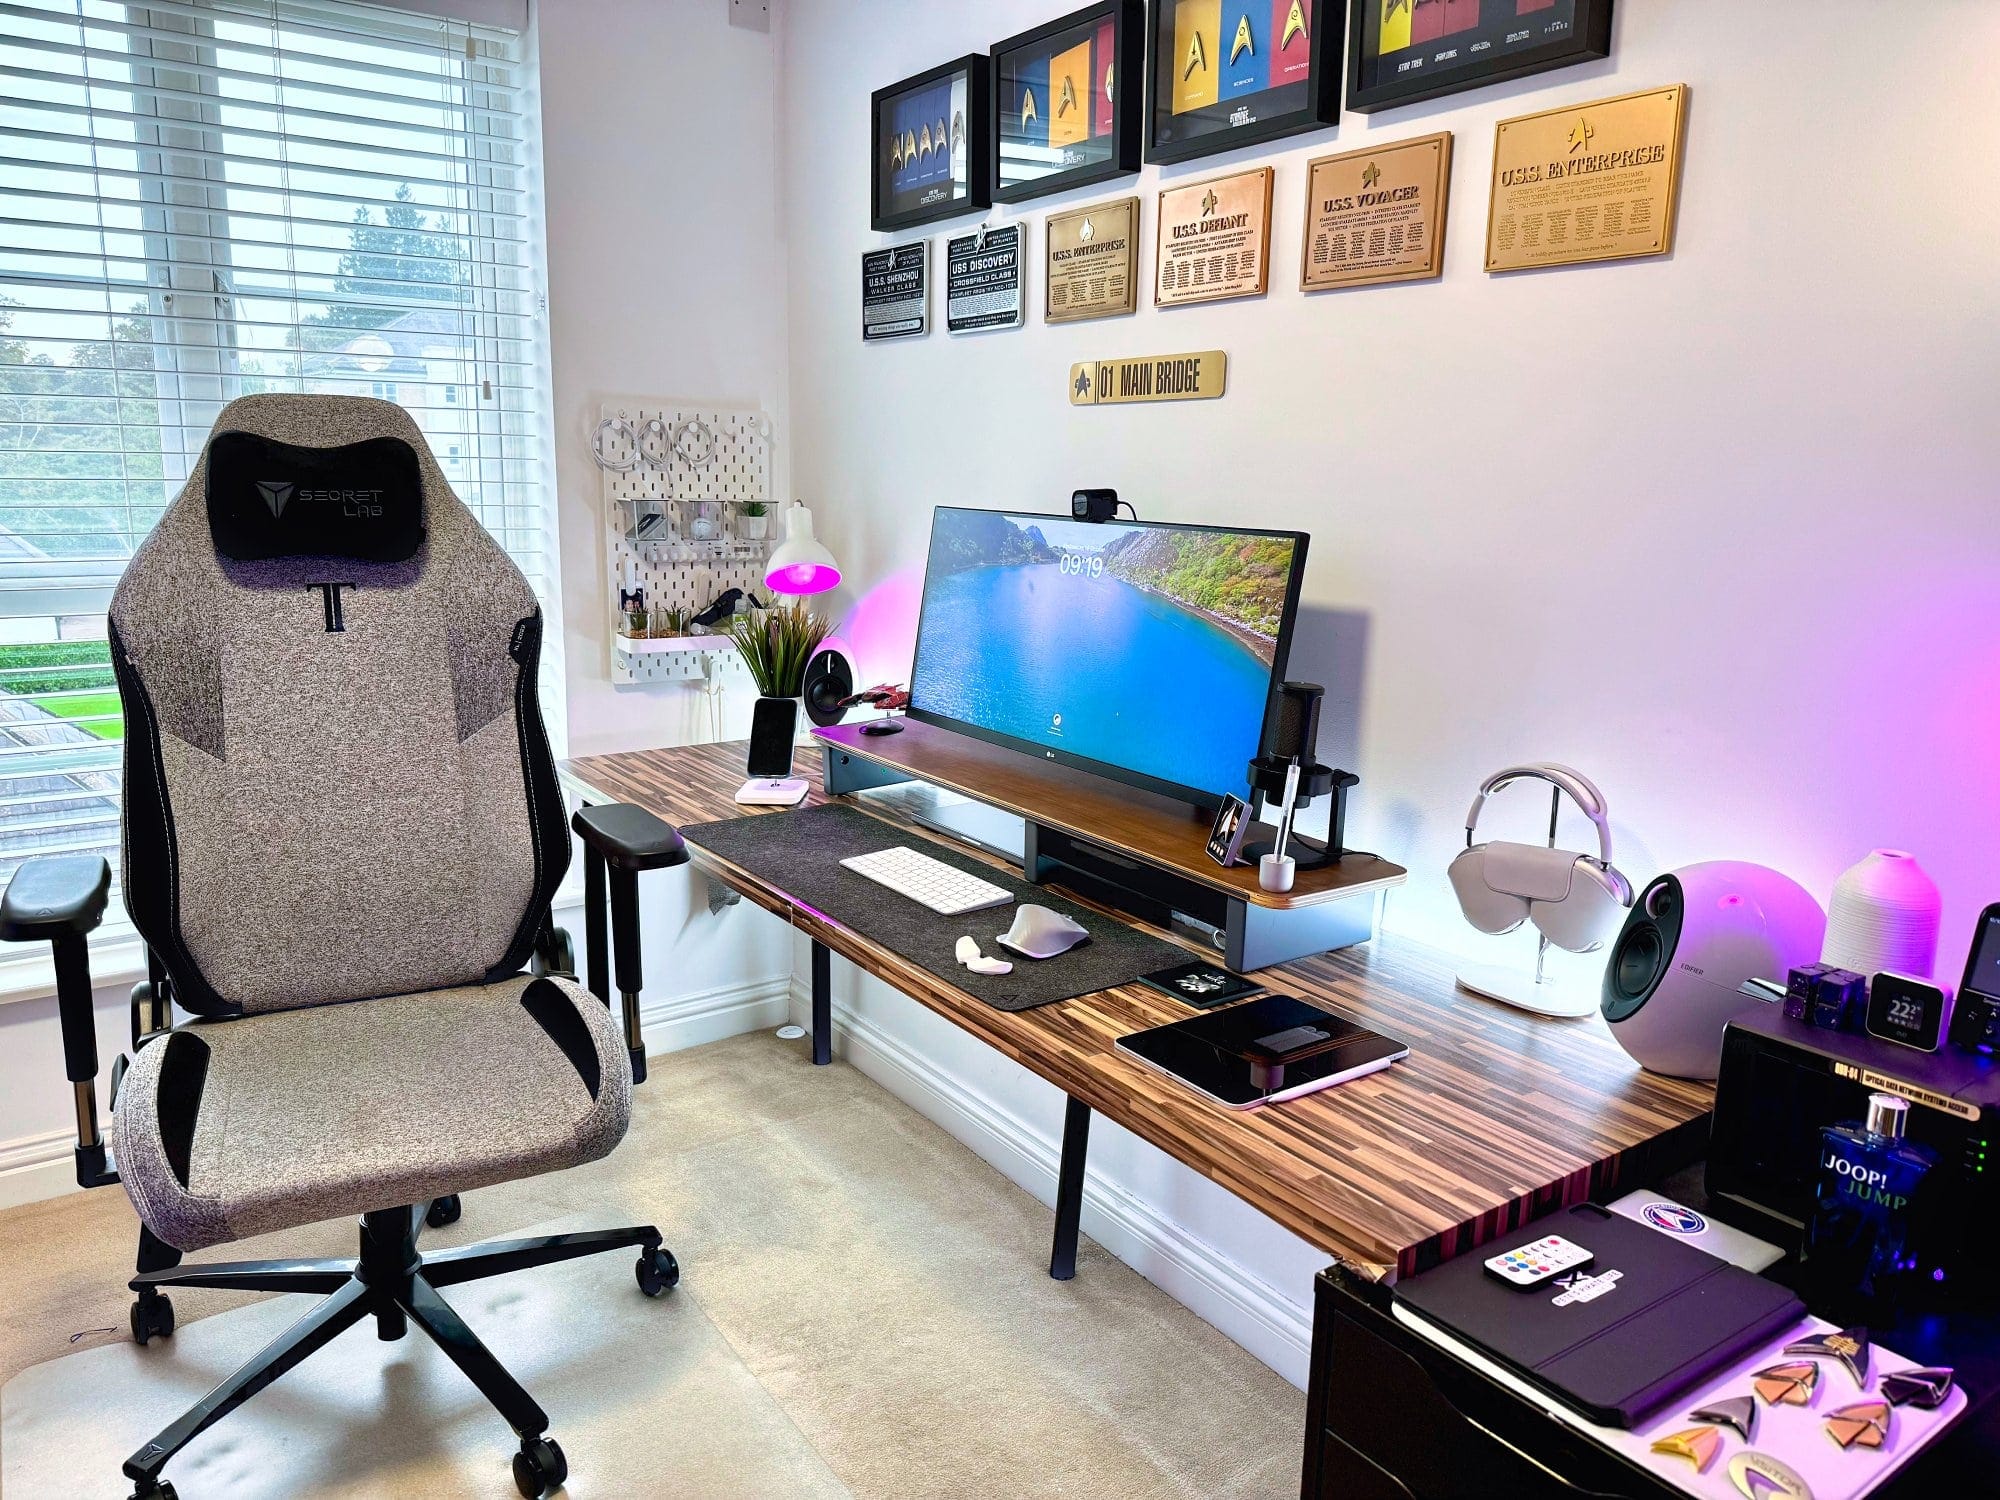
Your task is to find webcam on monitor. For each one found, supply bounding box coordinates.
[1071,488,1119,523]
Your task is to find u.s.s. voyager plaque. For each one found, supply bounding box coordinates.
[1045,196,1139,324]
[1486,84,1688,273]
[1155,166,1273,308]
[1302,132,1452,292]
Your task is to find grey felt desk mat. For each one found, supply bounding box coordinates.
[680,803,1193,1012]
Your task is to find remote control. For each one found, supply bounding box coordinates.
[1483,1235,1594,1289]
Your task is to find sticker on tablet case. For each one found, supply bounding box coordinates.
[1640,1202,1708,1235]
[1549,1268,1622,1306]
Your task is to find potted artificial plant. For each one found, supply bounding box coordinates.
[738,500,770,541]
[723,598,834,737]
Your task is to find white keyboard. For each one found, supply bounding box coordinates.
[839,846,1014,916]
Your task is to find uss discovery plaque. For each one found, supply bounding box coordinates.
[1069,349,1226,406]
[862,242,928,341]
[1155,166,1272,308]
[1046,196,1139,323]
[1302,132,1452,291]
[1486,84,1687,273]
[946,223,1024,332]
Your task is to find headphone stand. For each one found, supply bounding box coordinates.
[1455,783,1604,1020]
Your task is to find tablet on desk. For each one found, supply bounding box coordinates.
[1116,995,1408,1109]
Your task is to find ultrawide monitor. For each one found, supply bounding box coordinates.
[907,508,1308,807]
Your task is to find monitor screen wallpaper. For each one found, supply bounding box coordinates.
[908,508,1304,803]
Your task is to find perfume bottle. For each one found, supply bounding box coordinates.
[1808,1092,1935,1299]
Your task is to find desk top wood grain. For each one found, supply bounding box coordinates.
[563,741,1714,1281]
[814,719,1407,910]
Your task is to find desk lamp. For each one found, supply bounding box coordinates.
[765,501,842,596]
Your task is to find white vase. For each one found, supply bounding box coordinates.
[1821,849,1942,979]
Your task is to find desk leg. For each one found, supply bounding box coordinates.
[811,941,832,1067]
[1049,1096,1091,1280]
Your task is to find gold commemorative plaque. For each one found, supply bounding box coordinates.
[1069,350,1226,406]
[1302,132,1452,292]
[1486,84,1688,273]
[1046,196,1140,324]
[1155,166,1272,308]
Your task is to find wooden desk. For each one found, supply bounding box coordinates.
[563,740,1713,1283]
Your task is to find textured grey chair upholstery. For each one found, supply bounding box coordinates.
[0,395,687,1500]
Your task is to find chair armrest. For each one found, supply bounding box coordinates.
[571,804,688,872]
[0,853,111,943]
[0,855,118,1188]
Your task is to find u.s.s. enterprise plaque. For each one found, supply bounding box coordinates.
[1045,196,1139,324]
[1486,85,1688,273]
[1302,132,1452,292]
[1155,166,1272,308]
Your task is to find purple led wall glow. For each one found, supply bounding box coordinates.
[835,565,924,688]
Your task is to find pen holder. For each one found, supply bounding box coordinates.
[1259,854,1296,894]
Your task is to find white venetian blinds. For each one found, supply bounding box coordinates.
[0,0,554,890]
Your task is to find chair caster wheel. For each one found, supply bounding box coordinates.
[512,1435,568,1497]
[636,1246,678,1297]
[424,1194,462,1229]
[130,1292,175,1345]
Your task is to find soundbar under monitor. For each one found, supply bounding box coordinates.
[907,507,1308,808]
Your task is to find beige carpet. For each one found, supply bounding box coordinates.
[0,1031,1302,1498]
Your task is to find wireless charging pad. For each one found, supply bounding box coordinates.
[734,777,809,807]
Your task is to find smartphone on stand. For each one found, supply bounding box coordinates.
[736,697,808,806]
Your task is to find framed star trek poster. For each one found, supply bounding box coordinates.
[872,56,992,233]
[1146,0,1343,165]
[1345,0,1612,114]
[991,1,1142,204]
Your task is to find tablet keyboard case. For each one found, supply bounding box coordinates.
[1393,1204,1804,1427]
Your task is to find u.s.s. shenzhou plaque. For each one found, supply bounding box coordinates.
[862,241,928,341]
[1155,166,1272,309]
[1486,85,1688,273]
[1302,132,1452,292]
[1046,196,1139,324]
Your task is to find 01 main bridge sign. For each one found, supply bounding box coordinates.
[1068,349,1227,406]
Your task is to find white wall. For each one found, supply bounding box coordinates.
[539,0,793,758]
[777,0,2000,1384]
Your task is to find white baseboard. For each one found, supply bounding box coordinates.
[637,973,792,1055]
[801,982,1314,1388]
[0,1128,80,1211]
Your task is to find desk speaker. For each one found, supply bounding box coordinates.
[802,647,853,728]
[1601,861,1826,1079]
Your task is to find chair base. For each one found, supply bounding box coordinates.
[121,1201,673,1500]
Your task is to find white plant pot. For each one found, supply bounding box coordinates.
[738,512,769,541]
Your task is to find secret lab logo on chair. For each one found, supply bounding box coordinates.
[259,477,385,518]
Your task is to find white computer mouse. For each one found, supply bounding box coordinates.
[996,905,1089,960]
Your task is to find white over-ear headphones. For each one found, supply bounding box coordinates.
[1447,763,1634,954]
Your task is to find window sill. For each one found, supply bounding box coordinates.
[0,927,150,1008]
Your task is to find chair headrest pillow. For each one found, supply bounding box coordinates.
[205,428,426,563]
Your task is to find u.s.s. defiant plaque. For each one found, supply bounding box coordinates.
[1302,132,1452,292]
[1155,166,1273,308]
[1486,85,1688,273]
[1046,196,1139,324]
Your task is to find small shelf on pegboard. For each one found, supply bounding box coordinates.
[614,634,737,656]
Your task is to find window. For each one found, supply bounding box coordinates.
[0,0,558,902]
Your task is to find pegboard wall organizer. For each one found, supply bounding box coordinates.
[597,402,777,686]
